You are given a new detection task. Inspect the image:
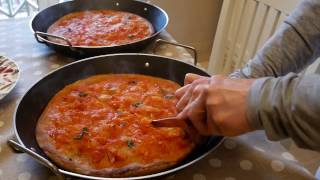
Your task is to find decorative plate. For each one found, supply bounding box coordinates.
[0,56,20,100]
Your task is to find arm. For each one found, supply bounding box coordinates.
[172,0,320,151]
[174,73,320,151]
[233,0,320,150]
[230,0,320,78]
[249,73,320,150]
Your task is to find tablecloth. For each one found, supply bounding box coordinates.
[0,17,316,180]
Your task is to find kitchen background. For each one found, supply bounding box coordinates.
[1,0,320,175]
[0,0,222,67]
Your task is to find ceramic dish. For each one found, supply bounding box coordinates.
[0,56,20,100]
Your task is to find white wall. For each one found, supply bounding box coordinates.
[150,0,223,62]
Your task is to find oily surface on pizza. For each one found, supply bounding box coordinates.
[47,10,154,46]
[36,74,195,177]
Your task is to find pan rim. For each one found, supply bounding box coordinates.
[13,53,224,179]
[29,0,169,49]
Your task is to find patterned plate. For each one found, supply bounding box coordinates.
[0,56,20,100]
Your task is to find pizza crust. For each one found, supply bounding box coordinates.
[37,117,190,177]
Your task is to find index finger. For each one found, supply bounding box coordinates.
[184,73,205,85]
[175,84,191,99]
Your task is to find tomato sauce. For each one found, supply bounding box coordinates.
[47,10,154,46]
[39,74,194,170]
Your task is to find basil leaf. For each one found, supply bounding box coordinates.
[119,122,126,128]
[79,92,88,97]
[74,127,89,140]
[127,139,135,148]
[132,101,142,108]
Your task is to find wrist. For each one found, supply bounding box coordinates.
[246,77,271,130]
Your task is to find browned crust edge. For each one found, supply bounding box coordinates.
[37,117,186,177]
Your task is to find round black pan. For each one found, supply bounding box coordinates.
[11,54,224,179]
[31,0,169,58]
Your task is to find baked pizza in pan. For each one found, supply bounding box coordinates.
[36,74,195,177]
[47,10,154,46]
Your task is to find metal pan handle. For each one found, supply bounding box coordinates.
[153,39,198,66]
[7,140,65,180]
[34,31,83,55]
[35,31,73,47]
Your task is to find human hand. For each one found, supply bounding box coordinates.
[175,73,210,111]
[175,74,255,136]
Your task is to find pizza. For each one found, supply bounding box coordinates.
[36,74,195,177]
[47,10,154,46]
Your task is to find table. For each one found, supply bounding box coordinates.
[0,17,316,180]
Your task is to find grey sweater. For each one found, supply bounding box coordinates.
[230,0,320,150]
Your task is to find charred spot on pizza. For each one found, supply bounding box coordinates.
[128,80,137,85]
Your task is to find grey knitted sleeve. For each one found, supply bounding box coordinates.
[230,0,320,79]
[229,0,320,150]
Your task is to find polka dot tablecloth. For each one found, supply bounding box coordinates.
[0,18,316,180]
